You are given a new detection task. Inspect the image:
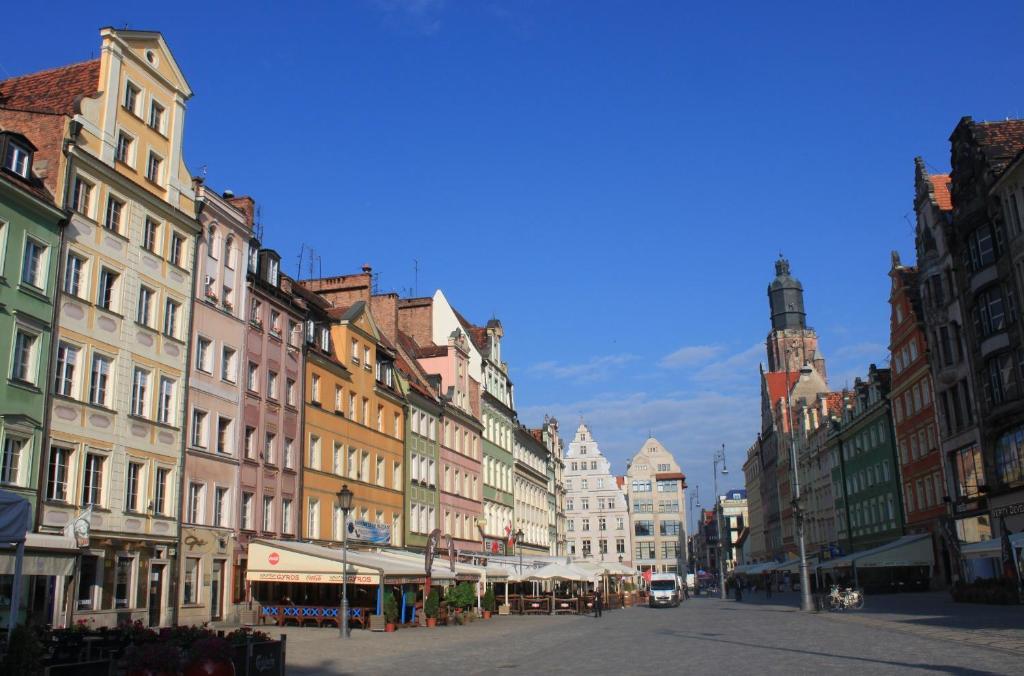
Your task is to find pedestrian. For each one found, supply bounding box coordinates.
[594,589,603,618]
[765,573,772,599]
[735,579,743,603]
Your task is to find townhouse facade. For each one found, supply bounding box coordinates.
[177,184,251,626]
[625,437,687,573]
[0,29,203,628]
[889,252,950,587]
[513,426,551,557]
[564,422,632,565]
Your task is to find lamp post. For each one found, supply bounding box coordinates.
[516,528,524,574]
[688,485,700,573]
[713,445,728,600]
[784,352,815,612]
[336,484,353,638]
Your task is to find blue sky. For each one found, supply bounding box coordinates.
[6,1,1024,532]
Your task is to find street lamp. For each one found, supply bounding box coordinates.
[713,445,728,601]
[516,528,524,574]
[783,355,815,612]
[336,484,353,638]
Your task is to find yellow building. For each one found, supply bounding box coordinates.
[302,301,406,547]
[0,29,199,627]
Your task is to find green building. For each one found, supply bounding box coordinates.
[0,130,66,516]
[830,365,906,555]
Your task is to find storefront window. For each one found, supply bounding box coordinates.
[115,556,133,608]
[184,558,200,605]
[77,555,99,610]
[952,444,985,498]
[994,425,1024,486]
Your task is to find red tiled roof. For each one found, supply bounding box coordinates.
[0,167,55,207]
[929,174,952,211]
[0,60,100,114]
[763,371,799,406]
[970,119,1024,175]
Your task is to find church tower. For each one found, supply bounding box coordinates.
[766,256,827,381]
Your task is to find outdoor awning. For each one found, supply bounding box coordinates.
[817,534,933,571]
[769,557,815,574]
[0,532,78,576]
[373,549,475,581]
[526,563,593,581]
[246,539,456,585]
[960,533,1024,560]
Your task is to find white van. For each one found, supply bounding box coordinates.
[649,573,681,607]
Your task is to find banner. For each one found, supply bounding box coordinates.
[64,506,93,548]
[346,519,391,544]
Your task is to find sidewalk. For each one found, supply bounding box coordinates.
[720,589,1024,655]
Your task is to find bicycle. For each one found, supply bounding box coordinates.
[826,585,865,611]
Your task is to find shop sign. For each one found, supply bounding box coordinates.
[991,502,1024,519]
[484,538,506,555]
[347,519,391,544]
[248,570,378,585]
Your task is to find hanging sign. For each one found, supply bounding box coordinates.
[347,519,391,544]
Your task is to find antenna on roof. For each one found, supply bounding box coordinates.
[372,272,380,294]
[254,205,264,242]
[413,259,419,296]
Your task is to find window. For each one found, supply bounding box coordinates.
[221,347,237,382]
[1,437,24,485]
[125,461,143,512]
[64,252,85,297]
[307,498,320,538]
[170,233,184,266]
[284,438,295,469]
[351,339,360,364]
[163,299,180,338]
[310,373,321,404]
[155,467,170,515]
[53,342,79,397]
[46,446,70,502]
[242,492,254,530]
[266,370,278,400]
[216,417,232,454]
[157,377,175,424]
[282,499,293,534]
[191,409,208,448]
[214,486,229,527]
[115,131,133,164]
[333,443,343,475]
[12,329,39,384]
[4,140,30,176]
[82,453,104,506]
[97,268,119,311]
[635,542,656,560]
[977,286,1008,338]
[270,310,281,336]
[184,558,200,605]
[263,496,274,532]
[77,554,99,610]
[953,444,985,498]
[89,353,112,406]
[149,100,165,132]
[247,362,258,391]
[377,456,385,487]
[249,299,262,326]
[265,432,276,465]
[968,225,997,272]
[104,195,124,232]
[634,520,654,537]
[136,286,154,326]
[130,367,150,417]
[243,426,256,459]
[995,424,1024,485]
[660,520,681,536]
[114,556,134,609]
[71,176,92,216]
[21,238,46,288]
[146,152,163,183]
[123,81,140,113]
[286,378,296,407]
[308,435,321,470]
[187,482,204,523]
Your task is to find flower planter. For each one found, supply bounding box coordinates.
[482,611,492,619]
[426,618,437,628]
[385,623,396,632]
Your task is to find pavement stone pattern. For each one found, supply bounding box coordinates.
[274,592,1024,675]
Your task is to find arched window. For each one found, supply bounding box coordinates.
[224,235,235,269]
[207,226,217,259]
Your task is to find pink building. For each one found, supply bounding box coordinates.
[179,184,252,625]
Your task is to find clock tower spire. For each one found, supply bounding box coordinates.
[766,255,827,381]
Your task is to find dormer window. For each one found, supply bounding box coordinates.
[4,140,31,178]
[319,327,330,351]
[267,257,279,286]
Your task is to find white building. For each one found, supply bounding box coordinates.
[564,422,632,566]
[626,438,688,574]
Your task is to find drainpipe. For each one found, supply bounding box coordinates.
[833,421,854,557]
[172,197,204,627]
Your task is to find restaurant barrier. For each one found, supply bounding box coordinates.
[258,605,374,629]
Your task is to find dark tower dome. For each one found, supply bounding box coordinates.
[768,256,807,331]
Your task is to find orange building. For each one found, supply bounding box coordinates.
[301,300,406,547]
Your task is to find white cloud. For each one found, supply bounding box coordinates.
[692,343,764,388]
[659,344,723,368]
[527,354,638,383]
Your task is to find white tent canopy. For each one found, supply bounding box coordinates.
[817,534,933,571]
[526,563,593,581]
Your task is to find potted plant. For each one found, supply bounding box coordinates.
[185,636,235,676]
[482,588,496,619]
[124,640,182,676]
[383,592,399,632]
[424,590,440,628]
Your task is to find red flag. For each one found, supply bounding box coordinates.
[505,522,514,548]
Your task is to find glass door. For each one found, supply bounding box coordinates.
[211,560,224,621]
[148,563,164,627]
